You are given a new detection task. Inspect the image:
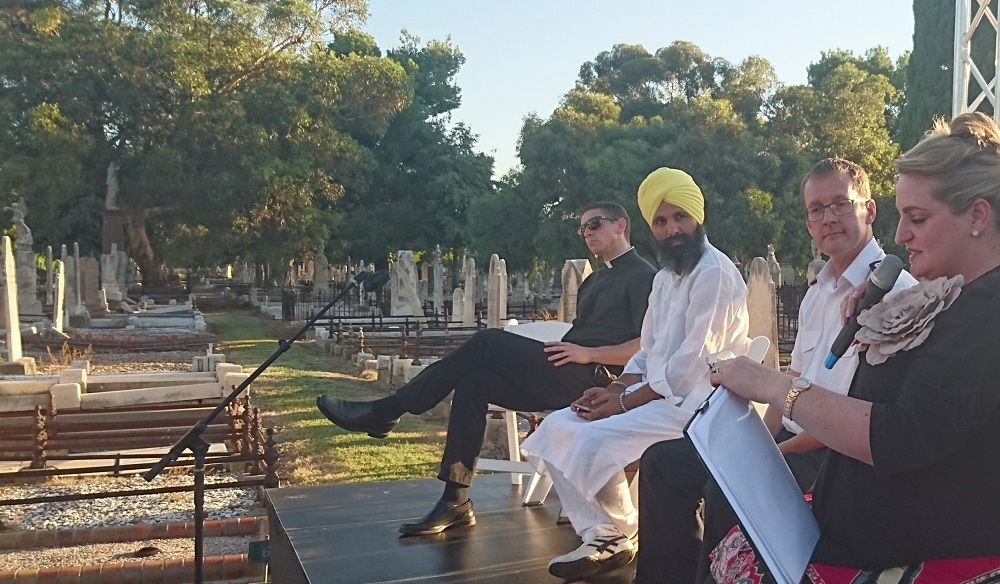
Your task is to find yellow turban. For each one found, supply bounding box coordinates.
[636,168,705,227]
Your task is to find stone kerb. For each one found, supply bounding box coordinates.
[79,382,224,409]
[59,367,88,390]
[49,382,82,410]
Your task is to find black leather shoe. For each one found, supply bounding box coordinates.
[316,395,399,438]
[399,499,475,536]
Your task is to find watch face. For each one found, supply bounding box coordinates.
[793,377,812,390]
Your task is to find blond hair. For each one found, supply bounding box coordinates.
[895,112,1000,229]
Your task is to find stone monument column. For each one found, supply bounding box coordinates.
[5,198,42,316]
[102,162,126,255]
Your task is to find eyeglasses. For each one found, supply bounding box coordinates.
[578,216,618,237]
[804,199,860,222]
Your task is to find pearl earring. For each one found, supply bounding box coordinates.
[972,229,980,237]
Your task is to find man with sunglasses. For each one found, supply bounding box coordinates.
[316,201,656,537]
[633,158,916,584]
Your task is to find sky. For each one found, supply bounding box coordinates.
[363,0,916,178]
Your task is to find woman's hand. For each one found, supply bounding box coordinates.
[841,279,868,324]
[709,356,789,406]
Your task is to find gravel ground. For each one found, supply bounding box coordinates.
[0,348,263,571]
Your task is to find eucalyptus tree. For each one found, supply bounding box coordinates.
[0,0,411,285]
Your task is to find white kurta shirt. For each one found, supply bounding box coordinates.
[521,240,749,500]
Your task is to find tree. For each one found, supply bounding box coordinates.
[898,0,997,148]
[332,31,495,267]
[0,1,411,286]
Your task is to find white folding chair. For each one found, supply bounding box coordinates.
[475,321,572,493]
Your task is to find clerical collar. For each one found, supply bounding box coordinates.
[604,247,635,269]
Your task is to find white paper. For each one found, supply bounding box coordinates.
[684,387,819,584]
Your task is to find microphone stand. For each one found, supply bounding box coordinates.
[144,270,385,584]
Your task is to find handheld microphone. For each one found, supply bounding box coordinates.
[824,254,904,369]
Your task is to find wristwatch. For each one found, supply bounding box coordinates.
[783,377,812,420]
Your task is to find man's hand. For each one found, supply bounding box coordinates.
[544,341,593,366]
[571,386,623,421]
[570,386,609,416]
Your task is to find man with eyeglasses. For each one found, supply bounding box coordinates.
[633,157,916,584]
[315,201,656,537]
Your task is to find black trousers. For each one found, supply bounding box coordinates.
[634,432,827,584]
[393,328,602,487]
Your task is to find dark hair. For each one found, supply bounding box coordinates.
[800,157,872,201]
[578,201,631,240]
[895,112,1000,230]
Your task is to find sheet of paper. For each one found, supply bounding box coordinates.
[684,387,820,584]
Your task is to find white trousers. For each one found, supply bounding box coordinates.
[548,465,637,543]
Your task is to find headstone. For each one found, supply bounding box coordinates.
[558,259,592,323]
[79,257,106,315]
[780,264,797,287]
[746,257,780,369]
[45,246,53,305]
[101,243,124,302]
[766,244,782,287]
[52,259,65,334]
[452,288,465,323]
[71,243,86,316]
[807,241,827,283]
[487,254,508,329]
[1,236,22,362]
[60,245,76,326]
[5,199,42,316]
[391,250,424,320]
[461,257,476,326]
[433,246,444,316]
[313,247,330,293]
[541,266,554,299]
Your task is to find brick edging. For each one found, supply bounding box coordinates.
[0,553,263,583]
[0,516,265,550]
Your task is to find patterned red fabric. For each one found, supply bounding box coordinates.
[710,526,1000,584]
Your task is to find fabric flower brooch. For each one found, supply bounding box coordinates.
[854,275,964,365]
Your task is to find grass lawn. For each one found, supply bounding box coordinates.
[205,309,448,486]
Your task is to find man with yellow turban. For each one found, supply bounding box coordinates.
[522,167,750,580]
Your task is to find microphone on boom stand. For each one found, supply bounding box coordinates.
[144,269,389,584]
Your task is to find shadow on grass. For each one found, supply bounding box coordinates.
[205,310,448,486]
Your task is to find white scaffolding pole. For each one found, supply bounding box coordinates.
[953,0,1000,123]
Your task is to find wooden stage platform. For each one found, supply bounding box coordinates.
[264,473,637,583]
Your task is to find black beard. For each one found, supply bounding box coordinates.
[655,225,707,275]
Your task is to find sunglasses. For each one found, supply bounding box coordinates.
[578,216,618,237]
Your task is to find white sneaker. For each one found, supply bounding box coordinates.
[548,534,636,580]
